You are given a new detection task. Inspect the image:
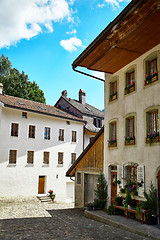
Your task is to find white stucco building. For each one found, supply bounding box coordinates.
[0,89,84,203]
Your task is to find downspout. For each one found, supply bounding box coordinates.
[72,66,105,82]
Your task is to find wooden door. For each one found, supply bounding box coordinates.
[158,170,160,218]
[111,171,117,203]
[38,176,45,194]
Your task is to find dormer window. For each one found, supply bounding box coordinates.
[94,118,102,128]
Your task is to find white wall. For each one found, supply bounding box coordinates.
[0,107,84,202]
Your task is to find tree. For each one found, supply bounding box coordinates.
[0,55,46,103]
[94,172,108,209]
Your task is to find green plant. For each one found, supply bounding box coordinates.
[116,180,121,185]
[136,206,141,214]
[48,189,56,200]
[93,199,106,210]
[94,172,108,209]
[125,189,132,205]
[114,196,123,206]
[140,182,158,215]
[107,205,114,215]
[120,188,125,193]
[124,203,128,209]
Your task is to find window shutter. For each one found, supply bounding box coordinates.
[117,165,124,192]
[137,165,145,197]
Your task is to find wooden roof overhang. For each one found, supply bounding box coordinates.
[72,0,160,74]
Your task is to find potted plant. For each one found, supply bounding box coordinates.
[140,182,158,225]
[124,189,132,208]
[85,202,93,211]
[114,196,123,206]
[48,189,56,201]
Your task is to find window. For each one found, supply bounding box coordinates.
[94,118,102,128]
[22,112,27,118]
[27,151,34,164]
[126,166,137,183]
[125,70,135,95]
[9,150,17,164]
[29,125,35,138]
[66,121,70,125]
[109,80,117,102]
[44,127,50,140]
[146,110,159,144]
[58,152,63,164]
[145,57,158,86]
[108,121,117,147]
[71,153,76,164]
[125,117,135,145]
[43,152,49,164]
[59,129,64,141]
[11,123,19,137]
[72,131,77,142]
[77,173,81,184]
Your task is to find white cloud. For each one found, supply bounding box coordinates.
[92,71,105,80]
[0,0,73,49]
[66,29,77,35]
[60,37,82,52]
[98,0,131,9]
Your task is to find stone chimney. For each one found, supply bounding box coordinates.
[0,83,3,95]
[79,89,86,104]
[61,90,67,97]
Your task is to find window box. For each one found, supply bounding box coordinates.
[125,83,135,95]
[145,133,159,144]
[145,72,158,86]
[109,92,117,102]
[108,139,117,148]
[124,136,135,146]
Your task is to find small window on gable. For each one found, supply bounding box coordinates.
[94,118,102,128]
[22,112,27,118]
[145,55,158,86]
[109,79,117,102]
[125,69,135,95]
[77,172,81,184]
[124,116,135,146]
[146,109,159,144]
[108,121,117,148]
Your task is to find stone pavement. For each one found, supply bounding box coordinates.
[0,208,152,240]
[85,210,160,240]
[0,197,159,240]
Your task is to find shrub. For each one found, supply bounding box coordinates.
[107,205,114,215]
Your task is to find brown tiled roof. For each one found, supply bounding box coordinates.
[0,94,85,123]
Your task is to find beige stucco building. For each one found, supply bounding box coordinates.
[71,0,160,207]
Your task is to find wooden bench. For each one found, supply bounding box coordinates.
[113,205,144,224]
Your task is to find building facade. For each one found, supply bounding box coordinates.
[0,91,84,202]
[55,89,104,149]
[71,0,160,206]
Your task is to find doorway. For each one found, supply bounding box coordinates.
[38,176,45,194]
[158,170,160,219]
[111,171,117,204]
[84,174,99,204]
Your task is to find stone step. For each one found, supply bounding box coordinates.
[37,196,53,203]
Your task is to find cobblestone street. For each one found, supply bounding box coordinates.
[0,208,151,240]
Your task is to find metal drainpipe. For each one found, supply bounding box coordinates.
[72,66,105,82]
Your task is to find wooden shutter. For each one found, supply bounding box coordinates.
[117,165,124,192]
[137,165,145,197]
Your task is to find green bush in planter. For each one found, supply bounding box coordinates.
[107,205,114,215]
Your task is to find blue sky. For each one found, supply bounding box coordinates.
[0,0,130,110]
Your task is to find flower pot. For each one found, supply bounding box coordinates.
[146,216,158,225]
[87,206,93,211]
